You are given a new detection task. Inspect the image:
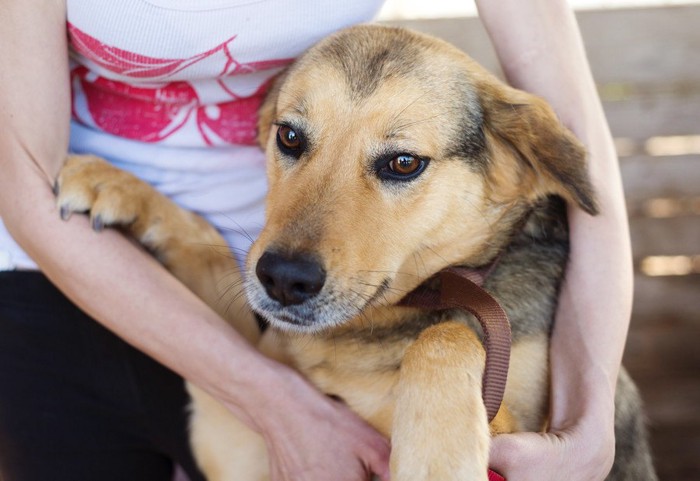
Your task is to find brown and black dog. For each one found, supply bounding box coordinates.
[56,25,656,481]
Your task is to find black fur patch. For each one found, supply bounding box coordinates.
[445,102,487,165]
[318,28,423,100]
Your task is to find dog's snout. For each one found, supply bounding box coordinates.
[255,251,326,306]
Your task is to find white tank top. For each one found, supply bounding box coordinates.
[0,0,384,270]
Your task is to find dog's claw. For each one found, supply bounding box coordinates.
[59,205,71,221]
[91,215,104,232]
[52,180,60,196]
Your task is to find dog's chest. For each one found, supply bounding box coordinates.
[283,333,414,436]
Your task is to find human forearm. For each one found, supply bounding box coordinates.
[477,1,633,478]
[0,157,284,430]
[0,0,278,427]
[1,1,261,404]
[476,0,632,402]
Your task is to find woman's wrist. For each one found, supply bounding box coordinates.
[548,360,616,432]
[206,346,314,434]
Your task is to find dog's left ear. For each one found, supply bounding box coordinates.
[480,82,599,215]
[257,69,290,149]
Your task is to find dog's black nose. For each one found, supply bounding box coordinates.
[255,251,326,306]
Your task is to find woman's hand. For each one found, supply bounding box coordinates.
[265,393,391,481]
[489,413,615,481]
[225,362,391,481]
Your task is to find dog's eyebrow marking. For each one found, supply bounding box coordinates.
[384,91,435,138]
[319,29,421,100]
[278,96,309,119]
[291,101,308,117]
[441,84,486,163]
[390,112,447,135]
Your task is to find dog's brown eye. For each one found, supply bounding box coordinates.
[277,125,303,154]
[389,155,422,175]
[375,152,429,182]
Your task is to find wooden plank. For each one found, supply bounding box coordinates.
[387,6,700,85]
[620,155,700,204]
[646,423,700,480]
[576,6,700,86]
[382,17,502,75]
[623,320,700,480]
[630,273,700,325]
[629,216,700,258]
[603,93,700,140]
[625,322,700,382]
[625,363,700,428]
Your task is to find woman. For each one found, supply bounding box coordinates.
[0,1,631,480]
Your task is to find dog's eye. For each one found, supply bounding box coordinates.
[389,155,422,175]
[377,154,428,181]
[276,125,305,158]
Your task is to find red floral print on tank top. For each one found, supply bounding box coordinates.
[68,24,292,145]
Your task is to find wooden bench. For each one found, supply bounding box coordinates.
[388,6,700,479]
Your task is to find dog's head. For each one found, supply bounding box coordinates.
[245,25,597,332]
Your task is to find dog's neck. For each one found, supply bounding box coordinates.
[388,195,566,315]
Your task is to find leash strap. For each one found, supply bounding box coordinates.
[398,266,512,422]
[398,266,511,481]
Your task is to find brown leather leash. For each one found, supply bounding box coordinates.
[398,265,511,422]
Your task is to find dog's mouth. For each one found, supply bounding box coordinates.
[246,274,394,333]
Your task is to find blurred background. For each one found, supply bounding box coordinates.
[379,2,700,479]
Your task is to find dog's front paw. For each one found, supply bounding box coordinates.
[55,155,154,232]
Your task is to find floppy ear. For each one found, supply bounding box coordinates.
[257,69,290,149]
[480,82,599,215]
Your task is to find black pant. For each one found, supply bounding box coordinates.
[0,271,205,481]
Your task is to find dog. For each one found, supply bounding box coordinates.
[56,24,657,481]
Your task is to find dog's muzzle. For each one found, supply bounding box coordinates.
[249,249,387,332]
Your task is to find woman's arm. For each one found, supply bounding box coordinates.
[475,1,633,479]
[0,2,389,480]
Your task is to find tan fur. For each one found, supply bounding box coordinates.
[56,155,259,346]
[392,322,489,480]
[56,25,654,481]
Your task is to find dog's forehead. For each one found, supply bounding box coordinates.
[275,26,486,159]
[313,27,427,100]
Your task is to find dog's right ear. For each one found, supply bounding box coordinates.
[478,80,599,216]
[257,69,290,149]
